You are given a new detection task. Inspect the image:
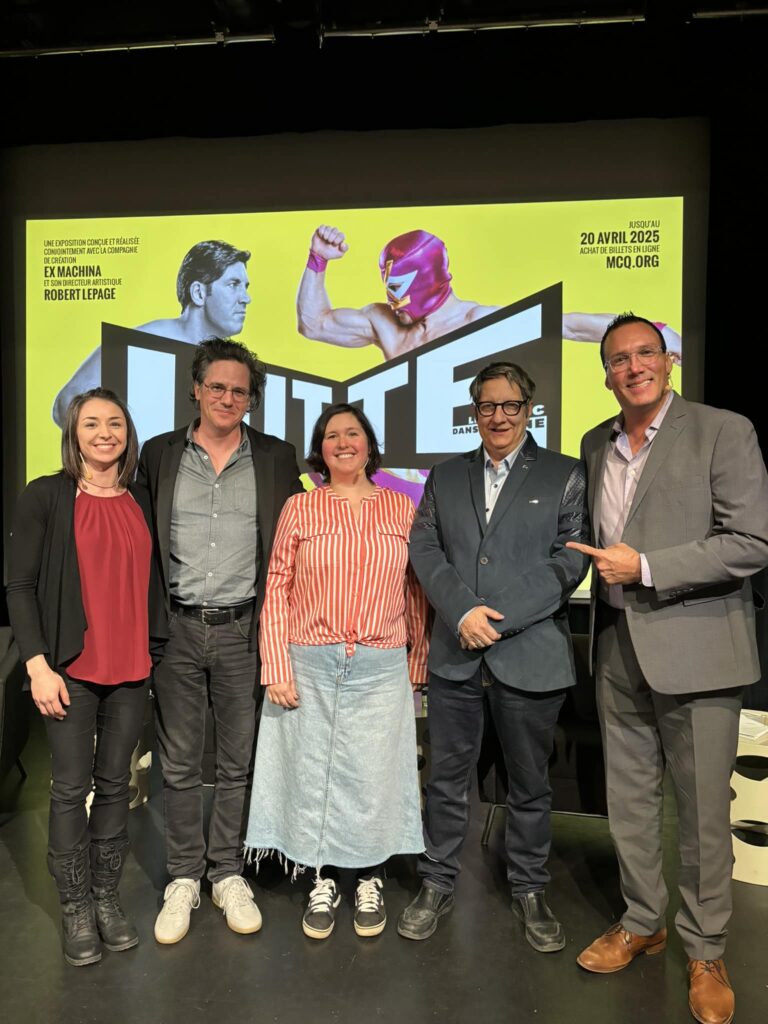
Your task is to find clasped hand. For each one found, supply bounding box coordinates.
[459,605,504,650]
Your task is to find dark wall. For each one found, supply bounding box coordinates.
[1,16,766,639]
[1,18,764,433]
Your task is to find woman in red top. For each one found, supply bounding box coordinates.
[6,388,162,967]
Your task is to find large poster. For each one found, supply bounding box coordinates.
[27,198,683,491]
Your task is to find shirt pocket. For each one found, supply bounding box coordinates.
[300,522,343,568]
[375,525,409,571]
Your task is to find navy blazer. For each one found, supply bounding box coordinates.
[409,434,590,691]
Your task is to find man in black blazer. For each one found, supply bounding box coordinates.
[398,361,589,951]
[137,338,302,944]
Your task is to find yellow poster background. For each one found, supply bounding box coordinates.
[27,198,683,480]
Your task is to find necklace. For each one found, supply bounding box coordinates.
[79,475,122,493]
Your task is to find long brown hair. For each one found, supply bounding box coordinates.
[60,388,139,488]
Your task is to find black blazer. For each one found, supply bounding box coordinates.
[136,423,303,650]
[5,472,167,671]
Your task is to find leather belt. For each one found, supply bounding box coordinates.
[171,600,254,626]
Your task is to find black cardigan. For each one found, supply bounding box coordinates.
[6,472,167,671]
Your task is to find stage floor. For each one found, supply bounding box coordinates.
[1,721,766,1024]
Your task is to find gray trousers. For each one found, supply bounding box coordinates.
[596,604,742,960]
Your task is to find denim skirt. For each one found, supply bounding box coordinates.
[245,642,424,870]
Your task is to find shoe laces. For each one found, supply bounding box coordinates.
[218,876,254,911]
[355,878,383,913]
[69,898,94,928]
[307,878,338,914]
[94,890,123,914]
[163,880,200,915]
[696,959,726,981]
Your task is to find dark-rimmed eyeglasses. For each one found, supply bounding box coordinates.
[604,347,665,373]
[474,399,528,418]
[202,382,251,404]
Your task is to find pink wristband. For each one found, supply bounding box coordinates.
[307,251,328,273]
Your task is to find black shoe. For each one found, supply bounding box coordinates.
[303,878,341,939]
[511,891,565,953]
[354,877,386,937]
[93,888,139,952]
[397,884,454,941]
[61,898,102,967]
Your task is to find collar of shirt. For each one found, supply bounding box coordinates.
[482,437,526,473]
[482,439,526,523]
[610,389,674,460]
[185,419,250,457]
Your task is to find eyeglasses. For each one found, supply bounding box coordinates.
[202,382,251,404]
[475,399,528,418]
[604,347,665,372]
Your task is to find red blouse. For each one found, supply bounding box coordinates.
[67,490,152,685]
[259,485,429,687]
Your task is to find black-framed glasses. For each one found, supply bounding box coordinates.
[475,399,528,417]
[202,382,251,404]
[604,347,665,372]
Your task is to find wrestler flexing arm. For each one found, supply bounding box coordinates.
[563,312,682,364]
[297,226,391,349]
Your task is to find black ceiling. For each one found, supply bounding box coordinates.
[1,1,765,56]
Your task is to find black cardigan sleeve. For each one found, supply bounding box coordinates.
[6,476,58,663]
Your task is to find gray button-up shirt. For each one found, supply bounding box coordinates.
[599,390,674,608]
[169,423,260,607]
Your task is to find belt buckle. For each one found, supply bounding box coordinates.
[201,607,221,624]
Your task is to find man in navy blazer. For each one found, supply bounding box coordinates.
[398,361,589,951]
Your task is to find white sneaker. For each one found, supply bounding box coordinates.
[154,878,200,944]
[211,875,263,934]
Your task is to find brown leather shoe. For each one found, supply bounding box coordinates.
[688,959,734,1024]
[576,922,667,973]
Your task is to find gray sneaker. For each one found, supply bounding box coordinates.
[154,878,200,945]
[212,875,263,935]
[354,877,386,937]
[302,878,341,940]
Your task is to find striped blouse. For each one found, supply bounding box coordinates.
[259,485,429,686]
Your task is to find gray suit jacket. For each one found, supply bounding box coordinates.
[582,392,768,693]
[137,423,303,650]
[409,433,590,691]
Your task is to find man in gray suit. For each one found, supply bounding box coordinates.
[568,314,768,1024]
[397,361,589,951]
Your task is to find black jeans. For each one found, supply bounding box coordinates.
[153,609,261,884]
[418,666,565,896]
[45,676,149,867]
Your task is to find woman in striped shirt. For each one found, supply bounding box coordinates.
[245,403,428,939]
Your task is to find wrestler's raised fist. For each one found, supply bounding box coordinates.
[310,225,349,261]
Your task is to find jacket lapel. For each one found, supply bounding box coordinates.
[249,427,276,555]
[483,433,537,543]
[157,430,186,587]
[623,394,687,531]
[469,448,488,537]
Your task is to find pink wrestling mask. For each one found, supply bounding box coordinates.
[379,230,453,322]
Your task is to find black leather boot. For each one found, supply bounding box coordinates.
[91,836,138,952]
[50,849,102,967]
[397,884,454,940]
[511,890,565,953]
